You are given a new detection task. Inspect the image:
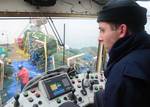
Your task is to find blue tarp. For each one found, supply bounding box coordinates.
[3,60,42,103]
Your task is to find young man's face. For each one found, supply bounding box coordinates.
[98,22,121,50]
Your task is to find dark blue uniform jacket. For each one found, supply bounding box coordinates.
[94,31,150,107]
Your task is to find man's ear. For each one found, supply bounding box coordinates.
[118,24,127,38]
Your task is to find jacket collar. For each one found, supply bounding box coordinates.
[105,31,150,78]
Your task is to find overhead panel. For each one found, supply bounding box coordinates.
[0,0,107,17]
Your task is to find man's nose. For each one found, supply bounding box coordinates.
[98,35,103,42]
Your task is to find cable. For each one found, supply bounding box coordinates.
[49,17,63,45]
[47,17,64,46]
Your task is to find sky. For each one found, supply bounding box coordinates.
[0,1,150,49]
[0,18,99,49]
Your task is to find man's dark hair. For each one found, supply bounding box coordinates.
[97,0,147,33]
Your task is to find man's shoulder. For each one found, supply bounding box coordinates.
[114,49,150,80]
[121,49,150,80]
[123,49,150,63]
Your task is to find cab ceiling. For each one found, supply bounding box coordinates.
[0,0,149,17]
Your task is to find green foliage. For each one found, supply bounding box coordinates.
[80,47,97,56]
[53,49,79,68]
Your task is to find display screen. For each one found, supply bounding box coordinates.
[49,82,65,96]
[43,74,73,100]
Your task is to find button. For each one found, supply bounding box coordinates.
[78,97,82,102]
[23,92,28,97]
[95,75,98,79]
[100,79,104,82]
[72,80,75,84]
[77,84,81,88]
[75,75,78,78]
[56,98,61,103]
[32,104,38,107]
[91,75,94,79]
[63,97,68,100]
[99,86,103,90]
[95,86,99,90]
[70,76,73,79]
[31,89,36,93]
[28,97,33,102]
[35,93,40,98]
[38,101,42,105]
[78,79,81,83]
[100,73,103,76]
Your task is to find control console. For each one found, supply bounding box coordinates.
[4,71,105,107]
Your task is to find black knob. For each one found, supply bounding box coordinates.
[75,75,78,78]
[95,75,98,79]
[31,89,36,93]
[35,93,40,98]
[33,104,38,107]
[28,97,34,102]
[77,84,81,88]
[38,101,42,105]
[78,97,82,102]
[23,92,28,97]
[100,79,104,82]
[63,96,68,100]
[99,86,103,90]
[78,79,81,83]
[95,86,99,90]
[86,71,90,79]
[68,89,77,102]
[70,76,73,79]
[72,80,75,84]
[91,75,94,79]
[90,80,94,91]
[56,98,61,103]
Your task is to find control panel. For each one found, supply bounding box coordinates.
[4,71,105,107]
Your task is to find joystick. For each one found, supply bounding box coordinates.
[14,93,20,107]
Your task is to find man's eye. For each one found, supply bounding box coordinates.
[100,29,104,33]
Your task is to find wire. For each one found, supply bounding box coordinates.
[48,17,64,46]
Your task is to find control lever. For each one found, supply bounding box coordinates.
[89,80,94,91]
[14,93,20,107]
[80,79,87,96]
[68,89,77,104]
[86,70,90,79]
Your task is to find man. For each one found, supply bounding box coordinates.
[17,65,29,91]
[94,0,150,107]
